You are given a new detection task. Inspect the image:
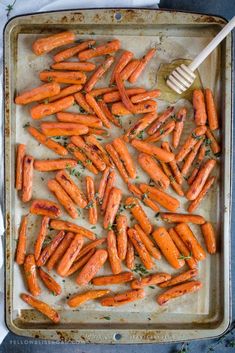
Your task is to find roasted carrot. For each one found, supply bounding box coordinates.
[55,170,87,208]
[131,140,174,162]
[53,39,96,62]
[20,293,60,323]
[159,269,198,288]
[38,268,62,295]
[128,183,160,212]
[88,127,110,136]
[74,238,106,262]
[205,128,221,154]
[162,141,183,184]
[186,159,216,200]
[103,187,122,229]
[84,135,113,167]
[15,215,28,265]
[172,107,187,148]
[145,120,175,143]
[97,167,111,204]
[40,122,88,137]
[107,230,122,274]
[57,233,84,277]
[188,176,215,213]
[175,126,207,162]
[50,219,95,240]
[131,272,171,289]
[67,143,98,175]
[124,111,157,141]
[68,290,110,308]
[128,228,153,270]
[47,179,78,219]
[36,230,65,267]
[126,240,135,270]
[76,249,108,285]
[110,50,133,84]
[138,153,170,189]
[100,169,116,214]
[168,228,198,270]
[103,87,146,103]
[32,31,75,56]
[24,254,41,296]
[98,100,122,127]
[48,84,82,102]
[115,72,135,112]
[46,232,74,271]
[15,144,26,190]
[112,137,136,178]
[27,126,68,156]
[105,144,129,183]
[34,216,50,261]
[90,87,117,97]
[205,88,219,130]
[157,281,202,305]
[129,48,156,83]
[84,56,114,92]
[65,249,95,276]
[78,39,121,60]
[201,222,216,254]
[22,155,34,202]
[152,227,185,269]
[147,106,174,135]
[30,199,61,218]
[15,82,60,105]
[116,214,128,260]
[74,92,94,114]
[120,59,140,81]
[39,71,86,85]
[34,158,77,172]
[56,112,102,128]
[175,223,206,261]
[92,272,134,286]
[111,100,157,116]
[159,161,184,196]
[85,176,97,225]
[125,196,152,235]
[51,61,96,72]
[100,289,145,307]
[187,144,206,185]
[85,93,111,128]
[131,89,161,103]
[134,224,161,260]
[30,96,74,120]
[161,212,205,225]
[181,138,204,177]
[193,89,207,126]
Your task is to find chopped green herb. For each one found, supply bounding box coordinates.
[192,132,203,140]
[102,316,111,320]
[43,99,49,104]
[149,286,155,289]
[178,253,192,260]
[47,76,53,82]
[107,223,113,231]
[133,264,149,276]
[70,169,81,178]
[214,152,221,158]
[135,176,140,180]
[124,203,136,209]
[141,192,149,201]
[159,128,164,135]
[88,44,95,49]
[86,159,92,164]
[91,226,96,229]
[204,138,211,146]
[155,212,160,218]
[23,122,30,128]
[85,200,94,209]
[137,131,144,140]
[97,138,103,141]
[205,150,211,156]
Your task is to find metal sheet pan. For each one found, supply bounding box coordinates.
[3,9,232,344]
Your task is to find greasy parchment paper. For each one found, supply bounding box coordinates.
[13,31,220,316]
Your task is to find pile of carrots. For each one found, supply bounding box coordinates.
[14,31,220,324]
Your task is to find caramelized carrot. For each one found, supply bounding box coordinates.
[134,224,161,260]
[157,281,202,305]
[65,249,95,276]
[205,128,221,154]
[46,232,74,271]
[105,144,129,183]
[181,138,204,177]
[34,158,77,172]
[85,93,111,128]
[162,142,183,184]
[39,71,86,85]
[84,135,113,167]
[111,100,157,116]
[161,212,205,225]
[85,176,97,225]
[32,31,75,56]
[159,269,198,288]
[131,89,161,103]
[131,140,174,162]
[97,167,111,204]
[22,155,34,202]
[36,230,65,267]
[15,144,26,190]
[187,144,206,185]
[103,187,122,229]
[68,290,110,308]
[126,240,135,270]
[100,289,145,307]
[51,61,96,72]
[145,120,175,143]
[67,143,98,175]
[110,50,133,84]
[147,106,174,135]
[30,96,74,120]
[98,100,122,127]
[201,222,216,254]
[205,88,219,130]
[78,39,121,60]
[124,111,157,141]
[74,238,106,262]
[103,87,146,103]
[125,196,153,234]
[38,268,62,295]
[129,48,156,83]
[53,40,96,62]
[84,56,114,92]
[116,214,128,260]
[131,273,171,289]
[90,87,117,97]
[56,112,102,128]
[112,137,136,178]
[74,92,94,114]
[107,230,122,274]
[172,107,187,148]
[34,216,50,261]
[101,169,116,214]
[30,199,61,218]
[40,122,88,137]
[15,215,28,265]
[188,176,215,213]
[120,59,140,81]
[15,82,60,105]
[159,161,184,196]
[50,219,95,240]
[93,272,133,286]
[115,73,135,112]
[24,254,41,296]
[48,84,82,102]
[193,89,207,126]
[127,183,160,212]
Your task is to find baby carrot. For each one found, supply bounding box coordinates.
[32,31,75,56]
[68,290,110,308]
[181,138,204,177]
[193,89,207,126]
[85,93,111,128]
[74,92,94,114]
[125,197,152,235]
[131,89,161,103]
[56,112,102,128]
[161,212,205,225]
[107,230,122,274]
[120,59,140,81]
[84,56,114,92]
[38,268,62,295]
[53,39,96,62]
[134,224,161,260]
[103,187,122,229]
[152,227,185,269]
[78,39,121,60]
[205,88,219,130]
[147,106,174,135]
[188,176,215,213]
[100,289,145,307]
[36,231,65,267]
[22,155,34,203]
[187,144,206,185]
[103,87,145,103]
[74,238,106,262]
[172,107,187,148]
[98,100,122,127]
[15,215,28,265]
[67,143,98,175]
[159,269,198,288]
[34,216,50,261]
[111,100,157,116]
[112,137,136,178]
[162,141,183,184]
[105,144,129,183]
[90,87,117,97]
[85,176,97,225]
[15,82,60,105]
[46,232,74,271]
[34,158,77,172]
[24,254,41,296]
[115,73,135,112]
[116,214,128,260]
[39,71,86,85]
[126,240,135,270]
[131,140,174,162]
[127,183,160,212]
[51,61,96,72]
[159,161,184,196]
[131,273,171,289]
[201,222,216,254]
[30,199,61,219]
[50,219,95,240]
[129,48,156,83]
[15,144,26,190]
[124,111,157,142]
[48,84,82,102]
[97,167,111,204]
[205,128,221,154]
[145,120,175,143]
[93,272,134,286]
[65,249,96,276]
[84,134,114,167]
[157,281,202,305]
[30,96,74,120]
[40,122,88,137]
[110,50,133,84]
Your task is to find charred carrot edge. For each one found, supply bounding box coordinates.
[168,228,198,269]
[97,167,111,203]
[124,111,157,142]
[152,227,185,269]
[15,82,60,105]
[103,187,122,229]
[188,176,215,213]
[56,112,102,129]
[162,142,183,185]
[15,144,26,190]
[187,144,206,185]
[90,87,117,97]
[84,135,114,167]
[74,92,94,114]
[103,87,146,103]
[127,228,153,270]
[65,249,95,276]
[84,56,114,92]
[159,269,198,288]
[129,48,156,83]
[137,153,170,190]
[27,126,68,156]
[15,215,28,265]
[107,230,122,274]
[186,159,216,200]
[40,122,88,137]
[57,233,84,277]
[157,281,202,305]
[39,71,86,85]
[51,61,96,72]
[125,196,153,235]
[131,89,161,103]
[101,169,116,214]
[127,183,160,212]
[68,290,110,308]
[46,232,74,271]
[53,40,96,62]
[98,100,122,127]
[34,216,50,261]
[201,222,216,254]
[100,289,145,307]
[55,170,87,208]
[110,50,133,84]
[126,240,135,270]
[205,88,219,130]
[34,158,77,172]
[92,272,134,286]
[105,144,129,183]
[78,39,121,61]
[172,107,187,148]
[175,126,207,162]
[38,268,62,295]
[24,254,41,296]
[30,96,75,120]
[20,293,60,323]
[74,238,106,262]
[111,100,157,116]
[134,224,161,260]
[161,212,205,225]
[131,272,171,289]
[30,199,61,218]
[181,138,204,177]
[120,59,140,81]
[112,137,136,178]
[145,120,175,143]
[85,176,98,225]
[205,128,221,154]
[32,31,75,56]
[175,223,206,261]
[36,230,65,267]
[116,214,128,261]
[76,249,108,285]
[115,72,135,112]
[48,84,82,102]
[193,89,207,126]
[50,219,95,240]
[47,179,78,219]
[85,93,111,128]
[67,143,98,175]
[159,161,184,196]
[22,155,34,202]
[131,139,174,162]
[147,106,174,135]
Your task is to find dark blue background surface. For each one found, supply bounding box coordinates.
[1,1,234,352]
